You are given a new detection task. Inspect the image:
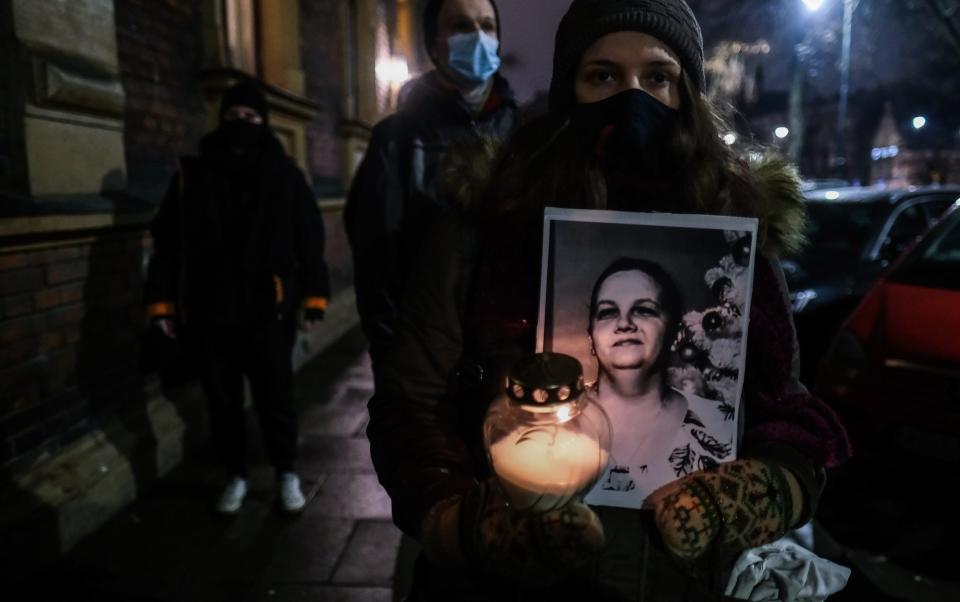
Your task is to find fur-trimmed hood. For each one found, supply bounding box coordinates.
[442,133,808,257]
[741,153,808,257]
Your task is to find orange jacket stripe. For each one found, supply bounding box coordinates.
[147,301,176,317]
[304,297,328,311]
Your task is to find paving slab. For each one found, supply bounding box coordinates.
[253,515,357,583]
[300,398,369,437]
[309,473,393,520]
[15,328,404,602]
[331,520,405,586]
[299,435,376,474]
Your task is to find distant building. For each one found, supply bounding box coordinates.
[869,102,960,188]
[739,86,960,186]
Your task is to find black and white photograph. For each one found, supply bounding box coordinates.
[537,209,759,509]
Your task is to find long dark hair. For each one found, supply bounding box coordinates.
[587,257,683,377]
[482,74,762,233]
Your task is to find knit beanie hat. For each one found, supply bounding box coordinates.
[219,81,269,125]
[423,0,502,64]
[549,0,705,112]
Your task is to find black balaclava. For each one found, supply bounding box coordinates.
[219,81,269,124]
[570,88,678,175]
[422,0,502,66]
[218,81,269,154]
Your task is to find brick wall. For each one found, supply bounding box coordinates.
[0,0,206,472]
[0,231,149,471]
[115,0,206,203]
[301,0,346,196]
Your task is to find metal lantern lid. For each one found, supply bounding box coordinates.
[506,353,585,405]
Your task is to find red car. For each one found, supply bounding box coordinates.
[816,200,960,465]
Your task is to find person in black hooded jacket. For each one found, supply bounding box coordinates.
[145,81,330,515]
[344,0,518,371]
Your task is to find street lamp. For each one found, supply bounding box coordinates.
[834,0,858,179]
[798,0,858,177]
[788,1,826,164]
[912,116,927,130]
[775,127,790,139]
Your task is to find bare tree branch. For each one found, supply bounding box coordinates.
[922,0,960,58]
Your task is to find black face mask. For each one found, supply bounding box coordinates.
[570,89,678,173]
[220,120,264,153]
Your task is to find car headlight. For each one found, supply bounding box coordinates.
[790,289,818,313]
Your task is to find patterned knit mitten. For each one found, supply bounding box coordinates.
[421,479,605,582]
[648,458,803,560]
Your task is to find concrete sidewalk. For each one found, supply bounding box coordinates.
[15,328,413,602]
[20,325,958,602]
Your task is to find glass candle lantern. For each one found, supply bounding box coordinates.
[483,353,612,513]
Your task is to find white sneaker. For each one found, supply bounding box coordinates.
[278,472,306,514]
[216,477,247,514]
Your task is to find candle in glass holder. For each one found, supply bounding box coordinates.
[484,353,612,513]
[489,424,609,511]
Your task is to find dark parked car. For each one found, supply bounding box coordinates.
[812,199,960,584]
[816,199,960,464]
[800,178,850,192]
[782,186,960,380]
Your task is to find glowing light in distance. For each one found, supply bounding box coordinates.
[376,57,410,85]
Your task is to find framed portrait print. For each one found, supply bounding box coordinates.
[537,208,759,509]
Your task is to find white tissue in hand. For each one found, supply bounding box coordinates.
[724,539,852,602]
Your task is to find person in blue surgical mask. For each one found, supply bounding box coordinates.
[344,0,518,374]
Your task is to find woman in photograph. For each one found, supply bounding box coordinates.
[584,257,732,505]
[367,0,851,599]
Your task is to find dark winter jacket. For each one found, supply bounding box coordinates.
[366,146,851,600]
[343,72,518,363]
[145,129,330,326]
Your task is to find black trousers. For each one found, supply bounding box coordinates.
[196,317,298,477]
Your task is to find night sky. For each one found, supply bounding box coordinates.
[497,0,960,106]
[498,0,568,103]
